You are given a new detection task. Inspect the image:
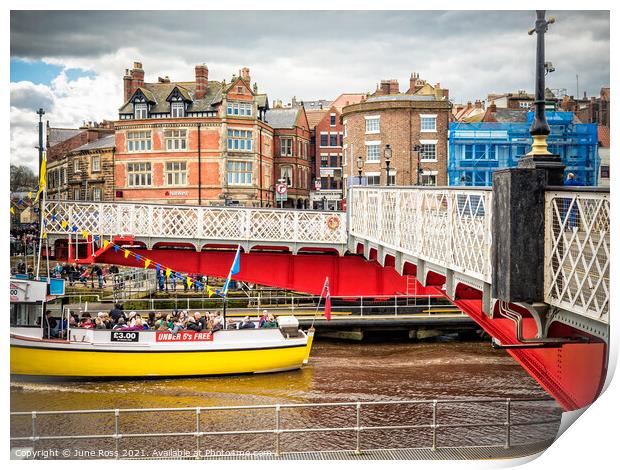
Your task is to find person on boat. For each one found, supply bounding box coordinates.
[237,316,256,329]
[212,313,224,332]
[112,317,126,329]
[193,312,206,330]
[109,303,126,324]
[42,310,57,338]
[186,316,202,332]
[261,314,278,329]
[147,312,157,329]
[95,317,107,329]
[169,314,185,335]
[258,310,269,328]
[79,313,94,329]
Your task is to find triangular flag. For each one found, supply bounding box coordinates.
[187,278,193,288]
[207,286,215,298]
[18,198,23,204]
[10,207,14,215]
[124,249,130,259]
[195,281,202,289]
[165,268,171,278]
[82,230,89,238]
[71,225,78,232]
[135,254,141,261]
[27,192,32,199]
[103,240,110,249]
[144,259,151,269]
[155,264,161,271]
[94,235,100,241]
[61,220,68,229]
[42,232,47,239]
[52,214,57,221]
[114,245,120,252]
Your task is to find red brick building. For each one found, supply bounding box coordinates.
[310,106,344,210]
[342,74,451,195]
[264,107,311,208]
[114,62,274,207]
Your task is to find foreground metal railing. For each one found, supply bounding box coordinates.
[43,200,347,246]
[544,189,610,323]
[348,187,493,283]
[11,398,560,458]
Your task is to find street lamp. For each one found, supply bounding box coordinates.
[413,145,424,185]
[384,144,392,186]
[357,155,363,185]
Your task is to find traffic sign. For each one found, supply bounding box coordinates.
[276,183,288,195]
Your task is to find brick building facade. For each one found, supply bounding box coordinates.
[264,107,311,208]
[46,122,115,201]
[114,62,274,207]
[342,74,451,195]
[310,106,344,210]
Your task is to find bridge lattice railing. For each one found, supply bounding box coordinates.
[348,187,493,283]
[544,190,610,323]
[43,201,348,245]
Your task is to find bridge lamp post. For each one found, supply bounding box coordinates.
[384,144,392,186]
[412,145,424,185]
[356,155,364,185]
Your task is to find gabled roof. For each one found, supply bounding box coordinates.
[72,134,116,152]
[119,81,223,114]
[166,85,192,102]
[598,125,610,147]
[305,109,329,128]
[47,128,82,147]
[263,108,300,129]
[484,108,528,123]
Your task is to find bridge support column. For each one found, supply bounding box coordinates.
[491,168,546,303]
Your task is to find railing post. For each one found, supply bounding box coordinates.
[360,297,364,317]
[355,402,362,455]
[431,400,438,451]
[195,408,201,458]
[505,398,511,449]
[31,411,37,452]
[394,296,398,316]
[114,409,120,459]
[274,405,281,457]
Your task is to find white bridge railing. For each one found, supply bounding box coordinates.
[544,190,610,323]
[348,187,493,283]
[43,201,347,246]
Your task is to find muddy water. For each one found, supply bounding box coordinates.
[10,340,561,457]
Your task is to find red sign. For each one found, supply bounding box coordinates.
[155,331,214,342]
[276,183,288,195]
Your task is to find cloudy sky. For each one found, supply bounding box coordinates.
[10,10,610,170]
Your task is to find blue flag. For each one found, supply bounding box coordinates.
[222,245,241,296]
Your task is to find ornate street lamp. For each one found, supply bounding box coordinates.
[384,144,392,186]
[519,10,564,185]
[413,144,424,185]
[357,155,364,185]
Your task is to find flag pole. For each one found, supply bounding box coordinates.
[35,178,46,279]
[310,278,328,330]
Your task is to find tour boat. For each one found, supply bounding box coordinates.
[10,278,314,378]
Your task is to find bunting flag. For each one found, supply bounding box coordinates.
[82,230,89,238]
[207,286,215,298]
[103,240,110,249]
[144,259,151,269]
[187,278,193,288]
[27,192,32,199]
[71,225,77,232]
[155,264,161,271]
[61,220,68,229]
[42,232,47,239]
[135,254,141,261]
[114,245,120,252]
[18,198,23,205]
[221,245,241,297]
[33,155,47,203]
[165,268,171,278]
[124,249,130,259]
[10,207,14,215]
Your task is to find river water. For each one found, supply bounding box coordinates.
[10,339,562,457]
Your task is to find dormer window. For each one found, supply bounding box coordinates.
[171,102,185,118]
[135,103,148,119]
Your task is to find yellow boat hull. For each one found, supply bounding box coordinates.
[11,332,314,378]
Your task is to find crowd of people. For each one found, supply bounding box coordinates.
[43,305,279,338]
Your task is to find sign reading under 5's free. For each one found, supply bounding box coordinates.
[155,331,214,342]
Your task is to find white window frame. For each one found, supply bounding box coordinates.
[164,129,188,151]
[227,161,253,186]
[73,188,81,201]
[91,154,101,172]
[127,131,152,152]
[171,102,185,118]
[365,171,380,186]
[280,137,293,156]
[365,140,381,162]
[227,101,253,117]
[73,158,80,173]
[419,140,438,162]
[280,165,293,186]
[365,115,380,134]
[127,162,152,187]
[134,103,148,119]
[420,114,437,132]
[227,129,253,152]
[330,113,336,127]
[93,187,102,201]
[165,161,187,186]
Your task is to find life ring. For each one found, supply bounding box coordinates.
[327,216,340,230]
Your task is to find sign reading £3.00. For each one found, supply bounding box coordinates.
[155,331,214,342]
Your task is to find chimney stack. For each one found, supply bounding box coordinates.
[195,64,209,99]
[123,69,132,102]
[489,101,497,113]
[240,67,251,83]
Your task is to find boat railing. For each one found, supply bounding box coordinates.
[10,397,561,459]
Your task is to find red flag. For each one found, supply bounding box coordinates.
[323,277,331,321]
